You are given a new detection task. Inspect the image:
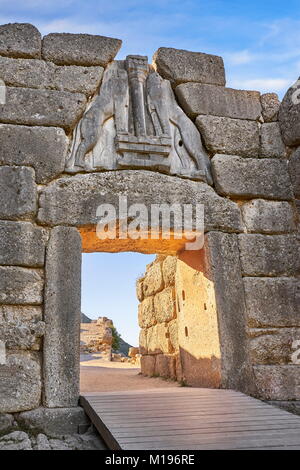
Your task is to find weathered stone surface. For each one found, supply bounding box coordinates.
[67,58,212,184]
[196,115,260,157]
[17,407,90,437]
[154,287,176,323]
[260,123,286,158]
[241,199,295,234]
[139,329,148,355]
[238,234,300,276]
[211,155,293,200]
[0,87,86,131]
[289,147,300,198]
[261,93,280,122]
[43,227,82,408]
[162,256,177,287]
[0,321,45,351]
[0,267,43,305]
[244,277,300,328]
[168,319,178,352]
[0,221,47,267]
[204,232,257,394]
[140,355,156,376]
[42,33,122,66]
[154,354,176,379]
[176,83,261,120]
[0,57,103,96]
[138,297,155,329]
[253,365,300,400]
[279,80,300,146]
[0,351,41,412]
[38,171,243,234]
[249,328,300,365]
[147,324,172,355]
[0,23,41,59]
[143,262,164,297]
[0,125,67,184]
[0,306,42,324]
[52,64,103,95]
[136,278,144,302]
[0,413,15,433]
[153,47,225,86]
[0,431,32,450]
[0,166,37,219]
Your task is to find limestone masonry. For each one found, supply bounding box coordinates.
[0,22,299,434]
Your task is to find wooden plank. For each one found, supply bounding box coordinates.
[113,422,300,438]
[80,388,300,450]
[79,396,121,450]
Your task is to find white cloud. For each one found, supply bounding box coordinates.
[225,50,256,65]
[229,77,292,94]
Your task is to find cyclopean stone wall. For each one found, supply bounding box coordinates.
[138,256,180,381]
[0,22,299,432]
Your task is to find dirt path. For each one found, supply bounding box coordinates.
[80,353,180,393]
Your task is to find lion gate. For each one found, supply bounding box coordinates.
[0,23,299,432]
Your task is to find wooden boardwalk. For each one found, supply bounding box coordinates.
[80,387,300,450]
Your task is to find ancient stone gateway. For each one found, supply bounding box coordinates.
[0,23,299,432]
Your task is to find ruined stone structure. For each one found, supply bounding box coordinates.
[80,317,113,361]
[0,22,299,432]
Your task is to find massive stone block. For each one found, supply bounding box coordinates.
[0,305,42,324]
[211,155,293,200]
[176,83,261,120]
[0,23,41,59]
[17,407,90,437]
[0,57,103,96]
[238,234,300,276]
[0,306,43,352]
[153,47,225,86]
[0,87,86,131]
[38,171,243,234]
[249,328,300,365]
[162,256,177,287]
[140,355,156,376]
[196,115,260,157]
[42,33,122,66]
[0,166,37,219]
[279,80,300,146]
[261,93,280,122]
[154,354,176,379]
[0,267,43,305]
[241,199,295,234]
[139,328,148,355]
[244,277,300,328]
[52,64,103,96]
[154,287,176,323]
[0,125,67,183]
[289,147,300,198]
[168,319,178,352]
[0,221,47,267]
[204,232,257,394]
[143,262,163,297]
[253,365,300,400]
[260,123,286,158]
[147,323,172,355]
[138,297,155,329]
[0,321,45,351]
[0,351,41,412]
[43,226,82,408]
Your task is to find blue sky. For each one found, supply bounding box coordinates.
[81,252,154,346]
[2,0,300,344]
[1,0,300,95]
